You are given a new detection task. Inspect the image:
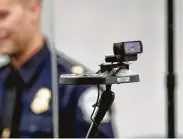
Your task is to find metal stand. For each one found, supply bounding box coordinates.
[167,0,176,138]
[85,84,115,138]
[60,41,142,138]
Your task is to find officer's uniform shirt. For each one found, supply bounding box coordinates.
[0,41,115,138]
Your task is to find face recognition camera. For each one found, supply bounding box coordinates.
[59,40,143,138]
[59,40,143,85]
[114,41,142,55]
[105,40,143,63]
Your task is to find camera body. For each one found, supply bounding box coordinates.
[114,40,143,55]
[105,40,143,63]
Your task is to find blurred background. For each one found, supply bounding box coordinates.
[2,0,183,137]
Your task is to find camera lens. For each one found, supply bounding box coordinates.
[130,45,135,52]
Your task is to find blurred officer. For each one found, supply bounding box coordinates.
[0,0,115,138]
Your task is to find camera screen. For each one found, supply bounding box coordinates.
[124,41,142,54]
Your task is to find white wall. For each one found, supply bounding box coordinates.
[176,0,183,136]
[53,0,170,137]
[40,0,54,40]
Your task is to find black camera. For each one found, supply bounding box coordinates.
[114,40,143,55]
[105,40,143,63]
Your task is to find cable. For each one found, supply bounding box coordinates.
[91,85,100,119]
[90,85,101,137]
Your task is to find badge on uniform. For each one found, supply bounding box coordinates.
[1,128,10,138]
[30,88,51,114]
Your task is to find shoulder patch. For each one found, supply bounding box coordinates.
[56,51,91,73]
[71,65,84,74]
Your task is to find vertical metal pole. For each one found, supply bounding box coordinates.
[50,43,59,138]
[42,0,59,138]
[167,0,176,138]
[50,1,59,138]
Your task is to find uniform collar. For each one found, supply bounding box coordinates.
[1,40,51,85]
